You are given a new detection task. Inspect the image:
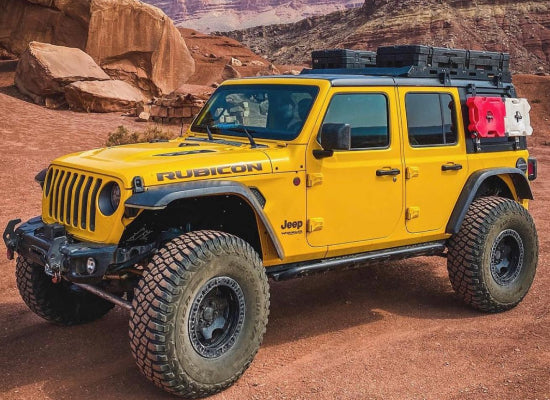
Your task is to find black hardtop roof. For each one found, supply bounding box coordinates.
[246,72,514,92]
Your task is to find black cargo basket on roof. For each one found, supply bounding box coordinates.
[312,49,376,69]
[377,45,469,69]
[376,45,510,74]
[468,50,510,72]
[303,45,512,84]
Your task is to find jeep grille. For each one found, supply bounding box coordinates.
[44,167,103,232]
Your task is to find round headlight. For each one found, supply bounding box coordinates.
[110,183,121,210]
[99,182,121,216]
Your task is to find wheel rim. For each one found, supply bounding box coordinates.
[490,229,524,286]
[188,276,246,358]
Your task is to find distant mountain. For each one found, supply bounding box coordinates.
[226,0,550,74]
[142,0,362,32]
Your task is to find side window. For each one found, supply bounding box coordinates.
[405,93,457,146]
[322,93,389,149]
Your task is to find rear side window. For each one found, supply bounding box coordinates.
[322,93,389,149]
[406,93,457,146]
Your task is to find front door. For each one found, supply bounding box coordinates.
[306,88,404,247]
[398,88,469,233]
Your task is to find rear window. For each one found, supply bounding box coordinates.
[406,93,457,146]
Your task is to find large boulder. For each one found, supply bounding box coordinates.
[1,0,195,96]
[87,0,196,96]
[15,41,110,105]
[65,80,145,112]
[0,0,90,55]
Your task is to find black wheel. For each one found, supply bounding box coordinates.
[129,230,269,398]
[447,196,538,312]
[15,256,114,325]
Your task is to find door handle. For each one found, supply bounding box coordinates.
[441,163,463,171]
[376,168,401,176]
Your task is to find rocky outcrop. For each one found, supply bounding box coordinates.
[14,42,110,106]
[178,28,284,87]
[146,86,212,123]
[142,0,363,32]
[0,0,89,57]
[222,64,241,80]
[227,0,550,74]
[86,0,195,96]
[65,80,145,112]
[1,0,195,96]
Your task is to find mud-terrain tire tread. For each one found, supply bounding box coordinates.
[129,230,269,398]
[447,196,538,313]
[15,256,114,325]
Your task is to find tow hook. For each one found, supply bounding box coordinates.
[3,219,21,260]
[51,272,61,284]
[45,236,66,282]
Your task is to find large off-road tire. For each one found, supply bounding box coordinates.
[15,256,114,325]
[447,196,538,312]
[129,230,269,398]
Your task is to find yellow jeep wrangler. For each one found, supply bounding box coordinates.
[4,46,538,398]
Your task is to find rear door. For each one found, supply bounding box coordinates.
[398,88,469,233]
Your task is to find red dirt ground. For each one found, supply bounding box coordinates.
[0,69,549,400]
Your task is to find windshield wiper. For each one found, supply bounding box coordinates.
[224,125,258,148]
[206,125,214,141]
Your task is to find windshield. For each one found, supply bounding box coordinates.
[191,84,319,141]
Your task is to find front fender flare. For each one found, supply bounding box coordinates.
[125,180,284,259]
[446,168,533,235]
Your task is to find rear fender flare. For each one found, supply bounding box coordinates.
[446,168,533,235]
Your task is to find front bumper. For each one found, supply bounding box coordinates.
[3,217,117,283]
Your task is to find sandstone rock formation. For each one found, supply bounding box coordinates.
[230,57,243,67]
[142,0,363,32]
[179,28,285,87]
[148,88,211,123]
[15,42,110,106]
[222,64,241,80]
[0,0,90,56]
[228,0,550,74]
[86,0,195,96]
[1,0,195,96]
[65,80,145,112]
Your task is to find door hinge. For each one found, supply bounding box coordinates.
[306,173,323,187]
[406,207,420,220]
[405,166,419,180]
[307,218,324,232]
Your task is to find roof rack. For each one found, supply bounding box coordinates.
[305,46,512,85]
[300,65,511,85]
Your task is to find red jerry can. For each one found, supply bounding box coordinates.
[466,97,506,138]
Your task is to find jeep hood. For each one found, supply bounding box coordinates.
[53,139,274,189]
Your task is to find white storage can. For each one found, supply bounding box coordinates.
[504,98,533,137]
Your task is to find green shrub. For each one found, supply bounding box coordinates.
[106,125,178,147]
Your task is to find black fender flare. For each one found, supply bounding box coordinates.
[446,168,533,235]
[125,180,284,259]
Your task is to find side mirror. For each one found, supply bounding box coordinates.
[314,123,351,159]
